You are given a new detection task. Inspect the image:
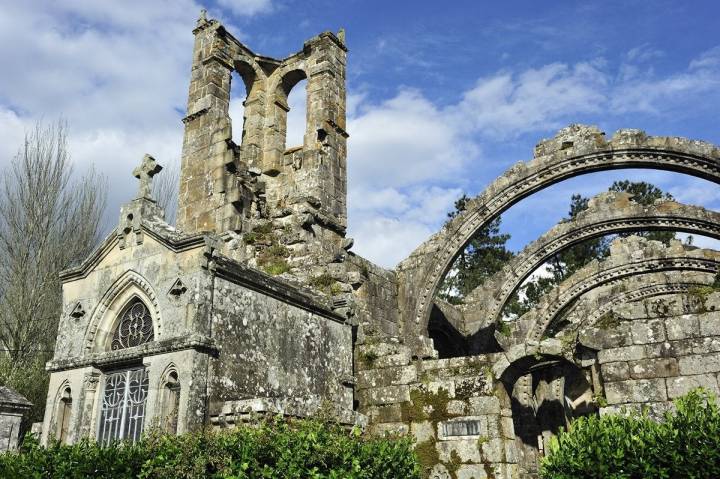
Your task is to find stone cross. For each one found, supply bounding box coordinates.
[132,154,163,200]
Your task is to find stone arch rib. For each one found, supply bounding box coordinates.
[499,237,720,352]
[557,271,715,340]
[396,125,720,351]
[459,191,720,335]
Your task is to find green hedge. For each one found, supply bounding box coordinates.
[541,388,720,479]
[0,418,421,479]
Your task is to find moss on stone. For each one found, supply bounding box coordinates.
[358,350,379,368]
[496,321,511,337]
[414,439,440,474]
[596,310,621,330]
[258,243,291,275]
[688,285,717,312]
[309,272,342,295]
[401,387,458,425]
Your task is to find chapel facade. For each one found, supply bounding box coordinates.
[40,12,720,479]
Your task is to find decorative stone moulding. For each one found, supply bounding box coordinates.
[396,125,720,351]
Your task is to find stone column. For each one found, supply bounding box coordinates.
[177,16,234,233]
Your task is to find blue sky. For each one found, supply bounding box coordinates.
[0,1,719,267]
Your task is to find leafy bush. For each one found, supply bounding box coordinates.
[0,417,420,479]
[541,388,720,479]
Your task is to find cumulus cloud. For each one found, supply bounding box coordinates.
[345,45,720,267]
[457,62,608,137]
[0,1,717,268]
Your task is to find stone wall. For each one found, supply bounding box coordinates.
[0,387,31,452]
[207,271,354,422]
[596,291,720,416]
[355,341,518,479]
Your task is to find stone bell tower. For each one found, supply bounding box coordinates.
[176,10,348,238]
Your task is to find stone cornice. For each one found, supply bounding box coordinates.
[207,251,347,324]
[47,334,217,372]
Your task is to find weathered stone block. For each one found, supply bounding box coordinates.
[501,416,515,439]
[436,439,482,463]
[368,422,409,436]
[645,340,692,359]
[601,362,630,382]
[605,378,667,404]
[428,464,451,479]
[665,315,700,340]
[367,404,403,423]
[410,420,435,443]
[628,358,678,379]
[678,352,720,375]
[666,374,720,399]
[480,438,506,463]
[580,323,632,349]
[359,385,410,406]
[356,365,417,389]
[446,399,466,416]
[457,465,489,479]
[467,396,501,415]
[598,345,646,364]
[692,336,720,354]
[700,314,720,337]
[631,319,666,344]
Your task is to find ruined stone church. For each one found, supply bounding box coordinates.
[39,12,720,479]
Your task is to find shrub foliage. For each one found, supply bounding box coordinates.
[541,389,720,479]
[0,418,420,479]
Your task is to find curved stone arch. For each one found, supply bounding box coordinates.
[459,192,720,335]
[397,125,720,347]
[83,270,162,354]
[232,54,266,93]
[500,238,720,352]
[157,362,180,388]
[50,378,73,441]
[556,271,715,339]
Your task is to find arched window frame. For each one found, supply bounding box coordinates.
[158,366,181,435]
[86,273,161,445]
[55,384,72,443]
[83,271,162,355]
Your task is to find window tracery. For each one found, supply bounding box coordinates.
[111,300,154,350]
[98,368,148,445]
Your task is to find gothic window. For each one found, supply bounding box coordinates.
[111,300,154,350]
[160,371,181,434]
[55,387,72,443]
[98,368,149,445]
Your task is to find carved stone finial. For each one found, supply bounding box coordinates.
[198,9,208,23]
[132,154,163,200]
[337,28,346,44]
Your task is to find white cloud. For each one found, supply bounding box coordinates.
[345,45,720,266]
[0,1,717,269]
[0,108,26,164]
[611,47,720,114]
[350,217,435,269]
[216,0,273,16]
[348,89,478,189]
[458,62,607,137]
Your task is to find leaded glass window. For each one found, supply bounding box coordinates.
[111,300,154,350]
[98,369,149,445]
